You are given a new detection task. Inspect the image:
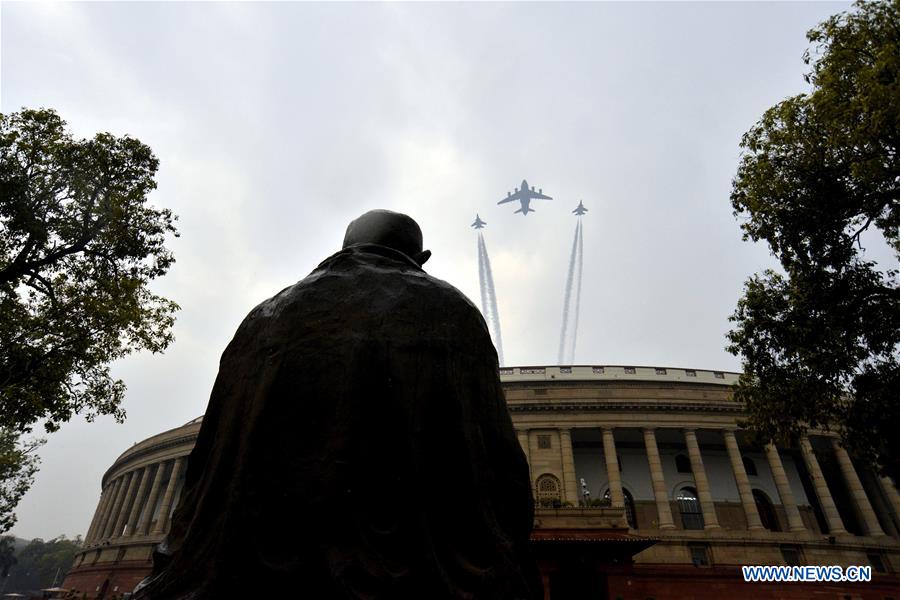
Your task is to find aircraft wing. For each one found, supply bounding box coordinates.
[498,190,524,205]
[530,191,553,200]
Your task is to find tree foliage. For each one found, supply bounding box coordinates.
[0,431,43,534]
[0,535,16,578]
[0,108,179,434]
[1,535,82,593]
[728,1,899,478]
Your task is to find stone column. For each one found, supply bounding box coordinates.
[85,484,112,543]
[559,429,579,505]
[799,436,847,535]
[643,428,675,529]
[878,476,900,532]
[517,430,533,489]
[96,478,123,541]
[112,470,140,539]
[102,474,131,539]
[601,427,624,508]
[517,430,530,463]
[832,439,885,536]
[683,429,720,529]
[764,443,806,532]
[723,429,764,530]
[138,462,168,535]
[153,457,185,534]
[94,477,122,541]
[124,467,150,536]
[85,485,112,542]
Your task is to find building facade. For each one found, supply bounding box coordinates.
[64,366,900,599]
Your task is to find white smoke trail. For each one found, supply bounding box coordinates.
[477,234,491,330]
[480,234,505,366]
[477,232,505,366]
[568,220,584,363]
[558,221,580,364]
[477,234,495,360]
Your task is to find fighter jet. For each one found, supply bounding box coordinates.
[573,200,588,216]
[498,179,552,215]
[471,214,487,229]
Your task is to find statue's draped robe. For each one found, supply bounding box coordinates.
[135,245,541,600]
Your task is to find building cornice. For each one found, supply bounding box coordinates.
[101,433,197,487]
[500,365,740,386]
[508,400,744,414]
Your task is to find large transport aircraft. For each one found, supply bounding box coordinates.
[498,179,552,215]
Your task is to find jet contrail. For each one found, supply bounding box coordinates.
[558,220,580,364]
[569,220,584,363]
[558,217,585,365]
[477,235,491,334]
[477,232,505,366]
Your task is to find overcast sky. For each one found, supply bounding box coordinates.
[3,1,854,541]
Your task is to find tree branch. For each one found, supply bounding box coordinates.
[0,186,106,285]
[849,215,875,250]
[23,271,57,308]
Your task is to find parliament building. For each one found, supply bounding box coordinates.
[64,365,900,599]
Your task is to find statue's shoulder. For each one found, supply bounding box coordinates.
[418,270,480,312]
[232,247,482,332]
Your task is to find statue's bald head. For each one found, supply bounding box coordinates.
[342,209,432,266]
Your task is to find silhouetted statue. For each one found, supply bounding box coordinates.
[134,210,541,600]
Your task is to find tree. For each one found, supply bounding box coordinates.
[728,1,899,479]
[0,108,179,434]
[0,535,16,578]
[1,535,82,593]
[0,432,43,534]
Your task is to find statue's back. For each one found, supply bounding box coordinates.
[135,243,541,600]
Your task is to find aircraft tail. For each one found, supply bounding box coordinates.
[515,206,535,215]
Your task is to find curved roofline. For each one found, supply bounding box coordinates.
[500,364,740,386]
[101,419,203,486]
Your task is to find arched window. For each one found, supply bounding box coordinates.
[676,486,704,530]
[675,454,692,474]
[604,488,638,529]
[535,474,561,508]
[742,456,758,477]
[753,489,781,532]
